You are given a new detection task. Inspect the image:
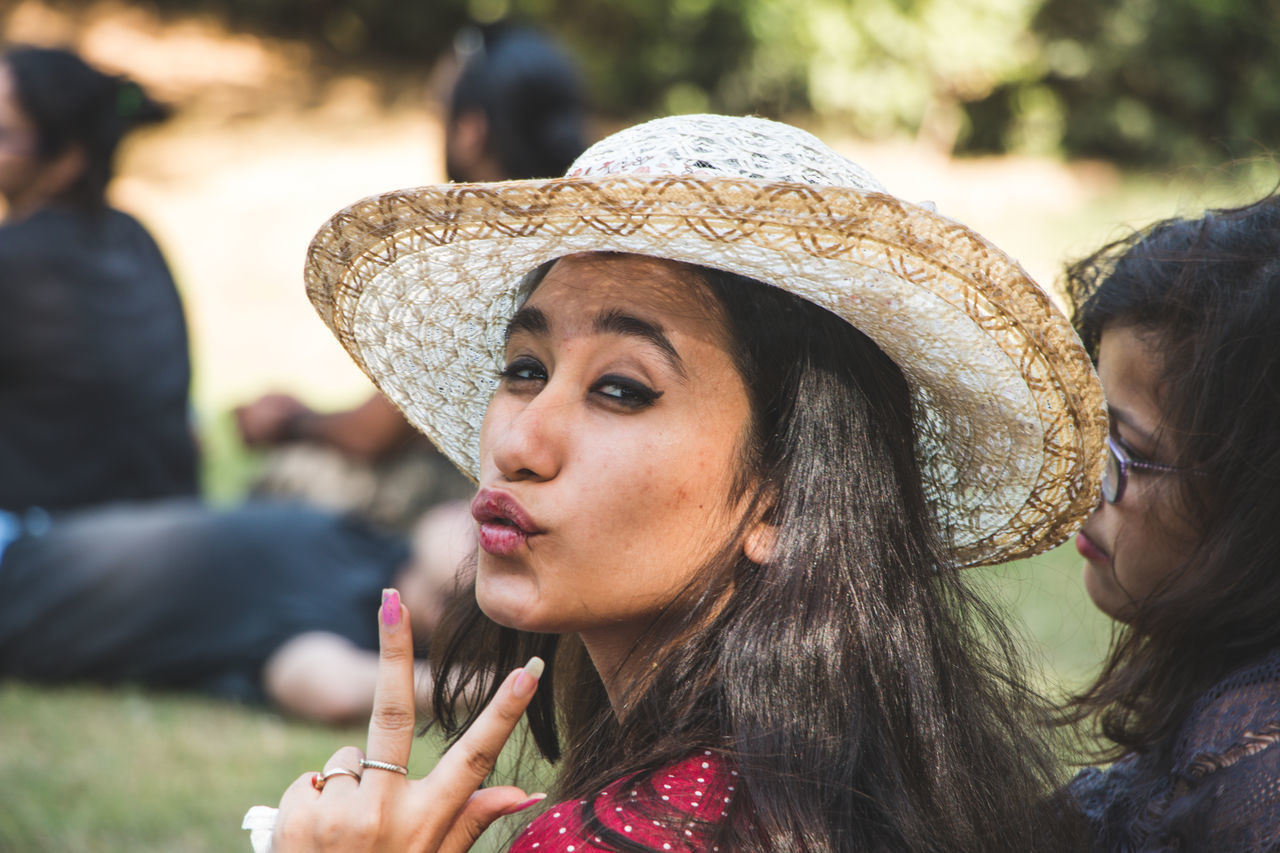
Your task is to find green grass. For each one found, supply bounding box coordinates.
[0,683,549,853]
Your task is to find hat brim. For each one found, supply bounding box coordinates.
[305,175,1105,567]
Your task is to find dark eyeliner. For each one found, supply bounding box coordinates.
[594,373,662,407]
[497,356,546,383]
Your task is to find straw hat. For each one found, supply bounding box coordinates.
[305,114,1105,567]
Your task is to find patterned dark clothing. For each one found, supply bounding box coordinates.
[1070,647,1280,851]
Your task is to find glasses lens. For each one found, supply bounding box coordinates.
[1102,441,1120,503]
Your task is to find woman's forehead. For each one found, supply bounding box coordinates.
[525,252,726,327]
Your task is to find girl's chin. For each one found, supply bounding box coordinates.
[1081,561,1131,622]
[474,582,551,633]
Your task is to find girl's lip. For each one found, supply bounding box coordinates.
[1075,530,1110,563]
[471,488,542,556]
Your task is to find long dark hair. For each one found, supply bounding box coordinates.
[4,45,167,212]
[448,23,586,180]
[432,257,1080,851]
[1062,192,1280,762]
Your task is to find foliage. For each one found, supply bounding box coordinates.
[960,0,1280,164]
[129,0,1032,135]
[127,0,1280,165]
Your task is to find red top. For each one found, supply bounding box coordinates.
[508,751,738,852]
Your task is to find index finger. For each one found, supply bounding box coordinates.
[363,588,417,788]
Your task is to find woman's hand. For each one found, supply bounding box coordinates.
[272,588,544,852]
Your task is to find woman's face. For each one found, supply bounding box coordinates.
[1075,325,1199,620]
[472,253,758,660]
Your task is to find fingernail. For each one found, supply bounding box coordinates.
[501,793,547,815]
[512,656,544,699]
[381,588,401,628]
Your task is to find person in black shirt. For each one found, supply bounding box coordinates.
[0,45,197,513]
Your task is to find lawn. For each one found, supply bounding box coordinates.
[0,681,548,852]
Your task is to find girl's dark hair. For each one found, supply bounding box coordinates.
[448,23,586,180]
[431,257,1081,851]
[1062,192,1280,762]
[4,45,168,211]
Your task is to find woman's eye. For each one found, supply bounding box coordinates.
[498,357,546,385]
[593,374,662,408]
[1113,432,1156,465]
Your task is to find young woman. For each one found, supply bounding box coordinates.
[1065,195,1280,849]
[254,114,1106,852]
[0,45,197,512]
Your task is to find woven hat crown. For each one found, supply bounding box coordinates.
[567,114,886,191]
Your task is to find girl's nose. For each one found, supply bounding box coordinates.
[485,387,568,484]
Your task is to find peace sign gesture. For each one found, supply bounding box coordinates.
[270,589,544,852]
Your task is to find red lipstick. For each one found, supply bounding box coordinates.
[471,488,541,556]
[1075,530,1110,564]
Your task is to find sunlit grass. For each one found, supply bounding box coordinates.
[0,682,546,852]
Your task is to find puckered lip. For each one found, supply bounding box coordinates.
[470,488,542,535]
[1075,528,1110,563]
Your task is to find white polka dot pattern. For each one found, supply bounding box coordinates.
[507,752,736,852]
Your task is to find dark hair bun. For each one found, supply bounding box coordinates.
[4,45,170,209]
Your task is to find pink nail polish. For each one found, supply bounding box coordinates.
[381,589,401,627]
[501,793,547,815]
[512,656,545,699]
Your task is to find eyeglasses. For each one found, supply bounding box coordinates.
[1101,435,1182,504]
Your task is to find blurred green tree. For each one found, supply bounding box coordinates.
[139,0,1035,141]
[111,0,1280,164]
[959,0,1280,164]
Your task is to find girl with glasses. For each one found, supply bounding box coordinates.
[1066,194,1280,849]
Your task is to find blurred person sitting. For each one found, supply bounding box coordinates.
[0,496,474,725]
[0,45,198,514]
[234,21,588,532]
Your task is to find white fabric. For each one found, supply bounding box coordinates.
[242,805,277,853]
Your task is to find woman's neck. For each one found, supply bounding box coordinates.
[578,628,647,716]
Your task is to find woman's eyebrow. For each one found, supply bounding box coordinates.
[504,306,549,344]
[593,308,687,379]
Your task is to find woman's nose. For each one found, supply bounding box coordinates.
[485,389,567,483]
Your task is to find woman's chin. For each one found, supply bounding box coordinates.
[475,578,546,632]
[1081,561,1132,622]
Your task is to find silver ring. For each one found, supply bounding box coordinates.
[359,758,409,775]
[320,767,362,786]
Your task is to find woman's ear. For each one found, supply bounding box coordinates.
[743,492,778,565]
[744,521,777,565]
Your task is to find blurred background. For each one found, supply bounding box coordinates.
[0,0,1276,849]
